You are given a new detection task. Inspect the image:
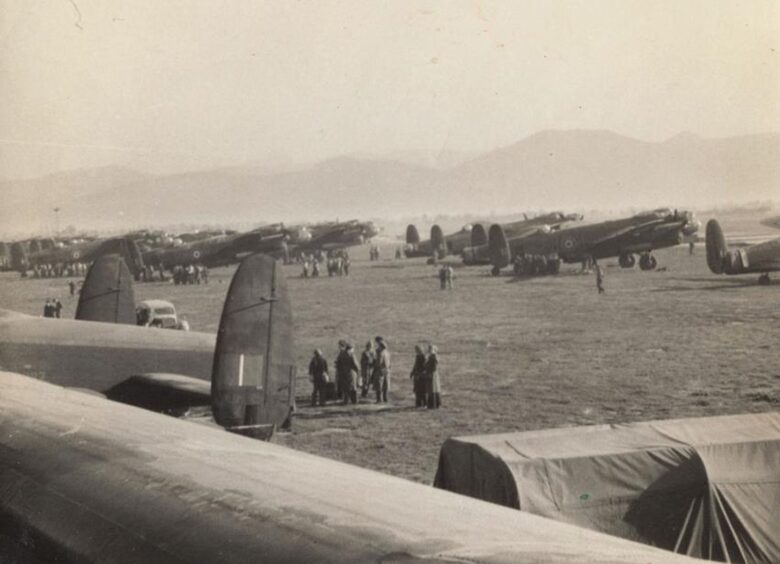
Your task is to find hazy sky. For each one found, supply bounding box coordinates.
[1,1,778,178]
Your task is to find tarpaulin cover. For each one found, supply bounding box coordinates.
[434,413,780,563]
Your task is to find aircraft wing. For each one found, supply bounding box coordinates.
[0,371,694,564]
[588,218,663,248]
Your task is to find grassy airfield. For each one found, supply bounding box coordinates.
[1,215,777,484]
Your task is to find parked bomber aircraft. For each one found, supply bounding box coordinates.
[288,218,379,254]
[462,212,583,265]
[141,227,288,276]
[405,222,478,259]
[0,252,296,437]
[488,208,700,276]
[10,235,145,279]
[405,212,582,262]
[705,219,780,284]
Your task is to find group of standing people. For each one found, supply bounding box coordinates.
[309,336,391,406]
[368,246,381,261]
[301,250,351,278]
[31,262,88,279]
[409,344,441,409]
[308,338,442,409]
[43,298,63,318]
[171,264,209,285]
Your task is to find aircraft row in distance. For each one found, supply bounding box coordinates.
[407,208,700,274]
[407,209,780,283]
[0,219,380,279]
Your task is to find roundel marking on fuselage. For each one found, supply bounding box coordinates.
[73,251,81,259]
[193,250,201,259]
[563,238,576,250]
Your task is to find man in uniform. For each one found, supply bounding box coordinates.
[335,340,347,400]
[360,341,374,398]
[308,349,329,407]
[372,336,390,403]
[336,343,360,405]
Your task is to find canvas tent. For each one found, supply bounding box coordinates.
[434,413,779,563]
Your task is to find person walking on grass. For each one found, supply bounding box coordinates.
[595,262,605,294]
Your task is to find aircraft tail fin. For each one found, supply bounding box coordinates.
[705,220,727,274]
[430,225,446,259]
[211,254,296,438]
[10,242,28,272]
[406,224,420,245]
[76,254,137,324]
[94,237,145,280]
[471,224,487,248]
[488,224,511,270]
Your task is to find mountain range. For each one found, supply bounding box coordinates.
[2,130,778,237]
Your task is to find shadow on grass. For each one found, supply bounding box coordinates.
[667,276,764,285]
[293,402,419,420]
[652,278,780,292]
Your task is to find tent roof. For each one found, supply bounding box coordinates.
[452,412,780,461]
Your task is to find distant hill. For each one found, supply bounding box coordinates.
[445,130,780,212]
[1,130,778,236]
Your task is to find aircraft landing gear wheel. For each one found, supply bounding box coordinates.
[639,253,657,271]
[758,273,770,285]
[491,265,501,277]
[619,254,636,268]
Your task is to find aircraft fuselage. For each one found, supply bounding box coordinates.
[0,310,214,391]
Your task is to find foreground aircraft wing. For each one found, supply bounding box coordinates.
[0,371,694,564]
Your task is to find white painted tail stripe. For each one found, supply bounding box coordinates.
[238,353,245,386]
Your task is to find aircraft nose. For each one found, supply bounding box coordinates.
[683,217,701,236]
[365,223,379,237]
